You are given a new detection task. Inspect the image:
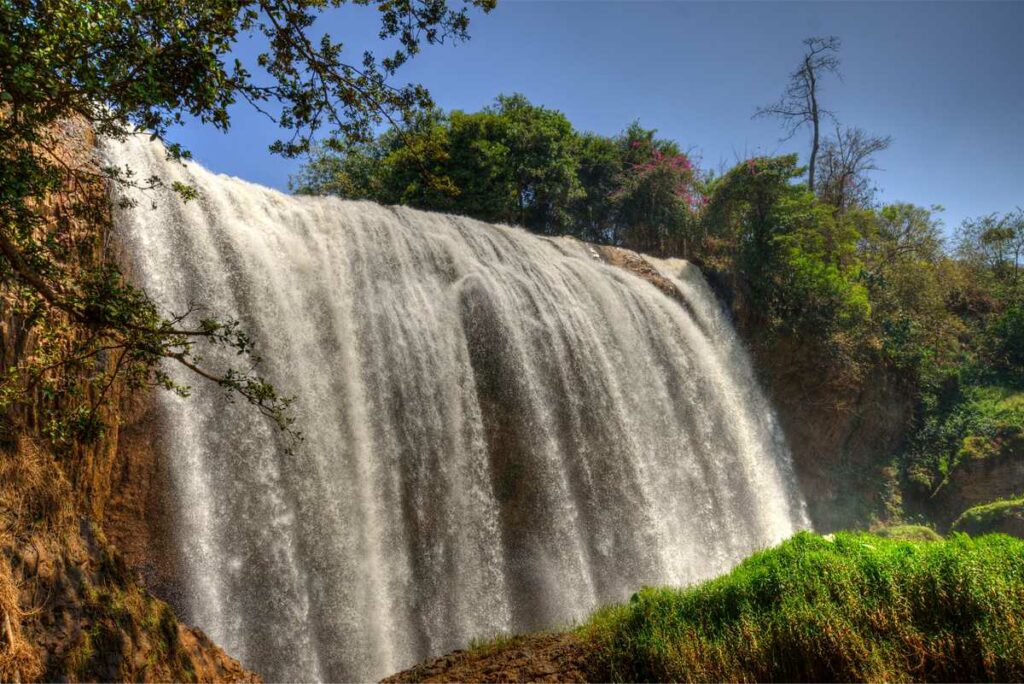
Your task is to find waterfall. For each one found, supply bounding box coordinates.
[105,135,808,682]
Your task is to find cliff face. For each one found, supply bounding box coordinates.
[935,439,1024,526]
[0,120,255,682]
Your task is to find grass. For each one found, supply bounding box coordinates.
[969,385,1024,423]
[953,496,1024,536]
[466,631,530,657]
[581,531,1024,682]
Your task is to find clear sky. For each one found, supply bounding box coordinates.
[171,1,1023,234]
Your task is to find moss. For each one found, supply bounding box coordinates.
[871,523,942,541]
[159,603,182,656]
[61,565,206,681]
[955,425,1023,466]
[582,531,1024,682]
[948,386,1024,471]
[62,629,95,681]
[952,496,1024,537]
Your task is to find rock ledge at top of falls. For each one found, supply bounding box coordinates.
[591,244,687,303]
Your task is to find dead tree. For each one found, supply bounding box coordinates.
[755,36,841,192]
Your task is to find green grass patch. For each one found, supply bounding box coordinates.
[968,385,1024,421]
[581,531,1024,682]
[953,496,1024,537]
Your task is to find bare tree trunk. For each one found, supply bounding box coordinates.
[808,58,819,192]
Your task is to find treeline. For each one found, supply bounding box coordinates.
[291,94,702,255]
[294,92,1023,515]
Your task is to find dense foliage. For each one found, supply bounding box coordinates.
[0,0,492,445]
[583,531,1024,682]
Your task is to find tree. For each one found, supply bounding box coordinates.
[816,127,892,211]
[703,155,869,336]
[859,204,954,367]
[703,155,806,256]
[755,36,841,193]
[955,209,1024,377]
[0,0,494,444]
[957,210,1024,288]
[295,94,583,233]
[459,94,582,232]
[862,203,944,277]
[572,133,623,243]
[987,303,1024,377]
[611,123,701,255]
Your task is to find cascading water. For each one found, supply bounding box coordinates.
[105,135,808,682]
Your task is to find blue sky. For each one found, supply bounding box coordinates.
[171,1,1023,233]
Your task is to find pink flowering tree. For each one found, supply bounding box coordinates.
[611,123,705,256]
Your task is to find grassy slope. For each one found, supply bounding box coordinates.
[582,532,1024,682]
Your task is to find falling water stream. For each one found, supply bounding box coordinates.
[105,136,808,682]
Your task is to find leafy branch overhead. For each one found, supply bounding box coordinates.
[0,0,493,445]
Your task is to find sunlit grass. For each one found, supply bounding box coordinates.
[871,524,942,541]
